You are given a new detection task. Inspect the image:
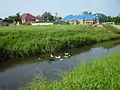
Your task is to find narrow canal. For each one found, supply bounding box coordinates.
[0,40,120,90]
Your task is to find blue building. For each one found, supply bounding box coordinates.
[63,15,95,24]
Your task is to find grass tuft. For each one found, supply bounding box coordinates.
[0,25,120,61]
[22,52,120,90]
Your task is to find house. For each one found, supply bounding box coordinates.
[0,20,2,26]
[63,15,95,24]
[0,20,9,26]
[21,13,40,23]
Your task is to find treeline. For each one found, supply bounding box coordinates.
[1,12,62,24]
[36,12,62,22]
[1,12,22,24]
[103,16,120,25]
[1,12,120,25]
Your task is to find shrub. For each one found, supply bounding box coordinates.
[0,25,120,61]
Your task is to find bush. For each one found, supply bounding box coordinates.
[0,25,120,61]
[102,24,119,34]
[22,52,120,90]
[22,22,32,25]
[63,21,70,25]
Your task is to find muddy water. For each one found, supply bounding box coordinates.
[0,40,120,90]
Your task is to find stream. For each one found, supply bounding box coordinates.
[0,40,120,90]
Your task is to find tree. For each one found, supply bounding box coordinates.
[4,12,21,24]
[113,16,120,25]
[4,16,16,23]
[54,12,62,21]
[54,16,62,21]
[0,18,2,20]
[104,16,113,22]
[103,16,120,25]
[36,15,41,19]
[57,17,62,21]
[16,12,21,23]
[37,12,62,22]
[41,12,54,22]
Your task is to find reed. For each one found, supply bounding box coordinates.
[0,25,120,61]
[22,51,120,90]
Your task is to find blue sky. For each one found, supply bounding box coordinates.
[0,0,120,18]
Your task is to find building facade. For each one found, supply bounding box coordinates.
[63,15,95,24]
[21,13,40,23]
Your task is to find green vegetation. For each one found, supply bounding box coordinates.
[4,12,21,24]
[105,16,120,25]
[36,12,62,22]
[22,51,120,90]
[0,25,120,61]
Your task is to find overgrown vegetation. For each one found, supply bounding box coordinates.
[0,25,120,61]
[22,51,120,90]
[104,16,120,25]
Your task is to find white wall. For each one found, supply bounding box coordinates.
[32,23,53,26]
[102,22,115,25]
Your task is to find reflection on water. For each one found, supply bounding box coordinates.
[0,40,120,90]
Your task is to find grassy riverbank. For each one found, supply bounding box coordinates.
[0,25,120,61]
[23,51,120,90]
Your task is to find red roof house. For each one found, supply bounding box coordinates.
[21,13,40,23]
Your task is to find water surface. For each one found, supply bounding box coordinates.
[0,40,120,90]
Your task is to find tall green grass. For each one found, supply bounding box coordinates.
[22,51,120,90]
[0,25,120,61]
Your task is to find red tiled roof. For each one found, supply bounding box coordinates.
[21,13,40,21]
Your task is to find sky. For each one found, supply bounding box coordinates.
[0,0,120,18]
